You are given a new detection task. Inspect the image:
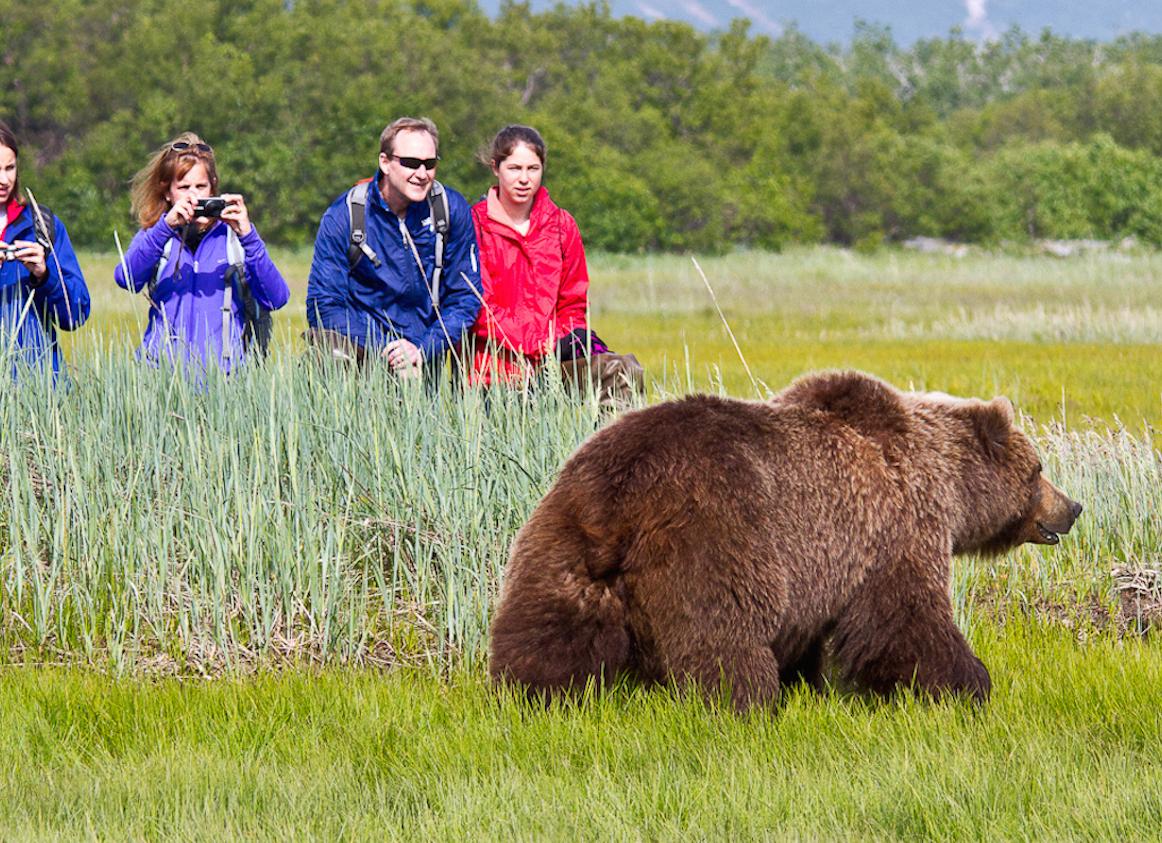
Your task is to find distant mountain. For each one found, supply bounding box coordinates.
[477,1,1162,44]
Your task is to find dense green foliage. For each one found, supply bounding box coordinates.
[4,1,1162,250]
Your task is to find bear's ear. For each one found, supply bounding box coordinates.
[971,397,1014,460]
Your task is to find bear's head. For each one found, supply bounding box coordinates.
[926,394,1083,556]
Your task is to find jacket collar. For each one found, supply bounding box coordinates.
[4,200,23,229]
[479,185,554,238]
[2,201,33,241]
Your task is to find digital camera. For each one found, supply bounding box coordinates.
[0,246,19,262]
[194,197,228,218]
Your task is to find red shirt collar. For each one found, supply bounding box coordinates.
[2,200,23,240]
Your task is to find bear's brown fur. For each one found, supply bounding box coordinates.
[489,370,1082,710]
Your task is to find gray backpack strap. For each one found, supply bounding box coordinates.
[346,184,381,268]
[149,238,175,298]
[225,226,245,268]
[221,228,245,364]
[427,181,449,308]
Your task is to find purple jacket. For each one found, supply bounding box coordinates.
[114,217,289,371]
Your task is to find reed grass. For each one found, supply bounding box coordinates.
[3,247,1160,672]
[1,340,1157,673]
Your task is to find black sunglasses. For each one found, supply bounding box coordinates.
[170,141,213,155]
[392,155,439,171]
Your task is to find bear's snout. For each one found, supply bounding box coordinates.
[1029,477,1082,545]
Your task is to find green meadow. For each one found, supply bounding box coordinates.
[2,247,1160,840]
[75,246,1162,429]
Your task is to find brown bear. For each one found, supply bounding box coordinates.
[489,370,1082,711]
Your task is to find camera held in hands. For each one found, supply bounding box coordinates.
[194,196,228,218]
[0,246,19,262]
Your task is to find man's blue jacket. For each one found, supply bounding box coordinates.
[306,178,481,361]
[0,206,90,376]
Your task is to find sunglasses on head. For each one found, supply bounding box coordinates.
[392,155,439,170]
[170,141,213,155]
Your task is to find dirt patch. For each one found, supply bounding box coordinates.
[1112,566,1162,634]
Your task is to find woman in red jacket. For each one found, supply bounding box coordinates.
[467,125,592,385]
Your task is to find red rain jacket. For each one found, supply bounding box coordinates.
[468,186,588,384]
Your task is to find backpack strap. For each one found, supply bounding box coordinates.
[220,227,247,364]
[149,238,175,299]
[427,181,449,308]
[225,225,245,268]
[346,184,381,268]
[345,180,449,306]
[147,229,255,361]
[28,202,56,252]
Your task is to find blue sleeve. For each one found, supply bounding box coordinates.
[306,201,362,343]
[114,217,176,293]
[418,192,481,360]
[31,217,90,331]
[239,227,290,311]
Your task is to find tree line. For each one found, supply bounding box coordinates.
[4,0,1162,252]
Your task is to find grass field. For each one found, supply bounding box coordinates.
[3,247,1160,839]
[3,624,1160,840]
[74,246,1162,428]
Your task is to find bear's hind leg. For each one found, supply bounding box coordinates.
[832,557,990,701]
[778,637,827,692]
[665,639,782,713]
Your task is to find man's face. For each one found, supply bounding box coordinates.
[379,130,437,213]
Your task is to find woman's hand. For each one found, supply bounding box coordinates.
[219,194,252,237]
[165,194,198,228]
[1,239,47,280]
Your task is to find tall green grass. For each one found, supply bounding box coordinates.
[2,247,1157,674]
[1,349,608,672]
[1,341,1158,673]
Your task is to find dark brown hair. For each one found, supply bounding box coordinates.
[480,125,547,169]
[129,132,219,228]
[0,121,23,204]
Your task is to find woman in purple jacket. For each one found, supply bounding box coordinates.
[115,132,289,371]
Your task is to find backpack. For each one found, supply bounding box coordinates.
[151,227,272,359]
[345,180,450,306]
[22,192,56,252]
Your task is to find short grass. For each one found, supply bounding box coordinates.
[1,623,1159,841]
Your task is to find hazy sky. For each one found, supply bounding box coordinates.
[479,1,1162,43]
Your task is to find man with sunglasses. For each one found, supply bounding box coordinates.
[306,117,481,378]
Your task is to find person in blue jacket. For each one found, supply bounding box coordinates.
[0,121,90,377]
[114,132,289,372]
[306,116,481,379]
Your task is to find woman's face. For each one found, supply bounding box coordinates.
[493,143,543,208]
[166,160,213,207]
[0,145,16,206]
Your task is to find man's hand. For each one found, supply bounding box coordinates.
[383,338,423,378]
